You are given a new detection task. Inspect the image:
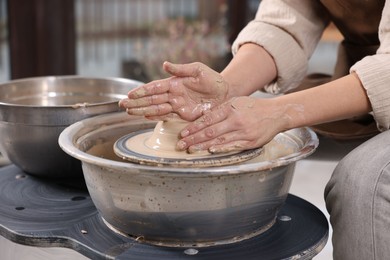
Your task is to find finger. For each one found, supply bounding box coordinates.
[163,61,202,78]
[126,103,172,117]
[128,79,171,99]
[186,131,240,153]
[146,113,181,121]
[208,141,252,154]
[118,99,127,109]
[176,118,235,151]
[187,124,251,153]
[180,105,229,138]
[119,93,169,109]
[187,129,261,154]
[208,131,269,154]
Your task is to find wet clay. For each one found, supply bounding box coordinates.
[125,119,211,159]
[114,117,263,167]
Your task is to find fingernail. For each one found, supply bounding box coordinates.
[164,61,174,72]
[176,140,187,150]
[127,108,145,116]
[119,99,130,107]
[181,129,189,137]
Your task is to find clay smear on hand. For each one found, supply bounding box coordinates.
[230,97,255,110]
[131,88,147,98]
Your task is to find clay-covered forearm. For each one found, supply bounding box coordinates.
[273,73,372,130]
[221,43,277,99]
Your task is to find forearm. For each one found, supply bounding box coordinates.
[221,43,277,99]
[275,73,372,130]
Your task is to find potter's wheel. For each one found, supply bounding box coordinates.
[114,128,263,167]
[0,164,328,259]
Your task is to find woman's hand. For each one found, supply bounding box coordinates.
[119,61,230,121]
[176,96,293,153]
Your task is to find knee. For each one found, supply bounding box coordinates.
[325,132,390,214]
[324,153,364,215]
[326,144,363,189]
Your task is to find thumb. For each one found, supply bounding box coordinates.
[163,61,201,78]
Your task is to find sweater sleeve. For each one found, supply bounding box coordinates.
[232,0,329,94]
[350,0,390,131]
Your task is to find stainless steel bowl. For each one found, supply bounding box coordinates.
[59,112,318,247]
[0,76,142,177]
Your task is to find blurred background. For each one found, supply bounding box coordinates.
[0,0,341,83]
[0,0,264,83]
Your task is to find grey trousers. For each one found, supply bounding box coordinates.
[325,130,390,260]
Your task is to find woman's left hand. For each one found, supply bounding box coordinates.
[119,62,229,122]
[176,96,291,153]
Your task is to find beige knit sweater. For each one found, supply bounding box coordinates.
[232,0,390,130]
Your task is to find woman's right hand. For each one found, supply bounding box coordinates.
[176,96,293,154]
[119,61,230,121]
